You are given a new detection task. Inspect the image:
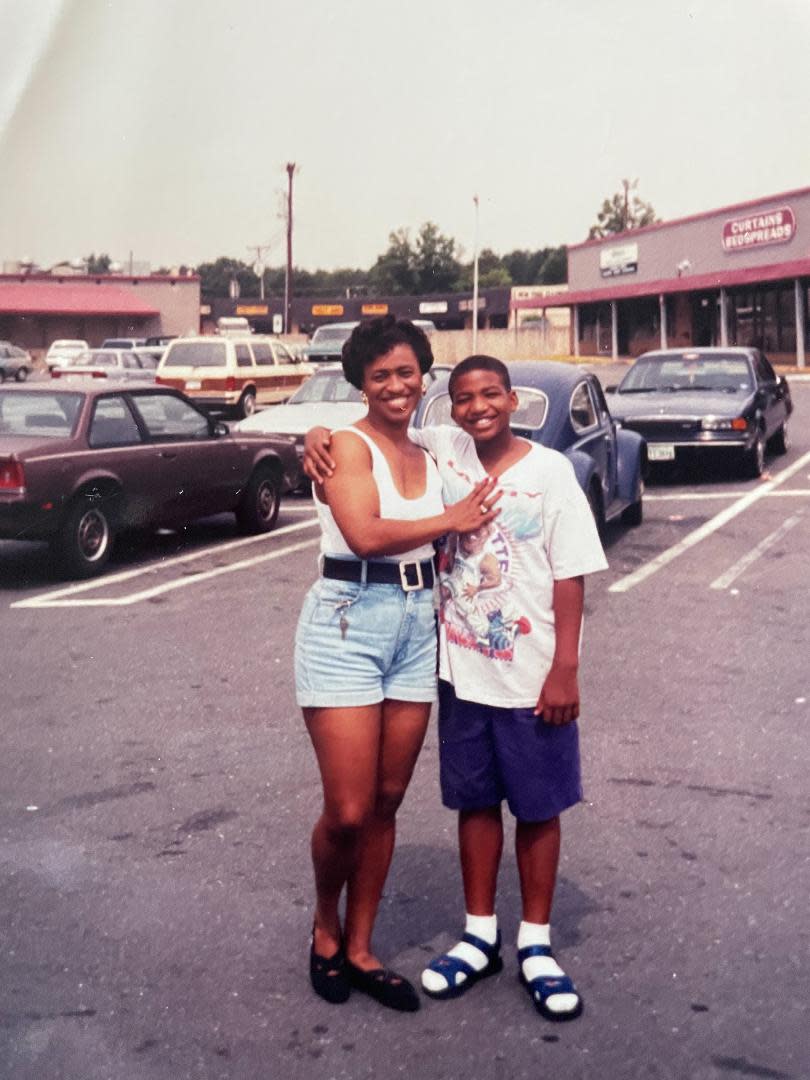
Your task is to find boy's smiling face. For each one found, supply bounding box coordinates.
[450,368,518,444]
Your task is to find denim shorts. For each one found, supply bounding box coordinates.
[437,680,582,823]
[295,576,438,708]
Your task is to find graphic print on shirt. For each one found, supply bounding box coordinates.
[438,460,538,662]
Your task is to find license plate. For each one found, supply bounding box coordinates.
[649,443,675,462]
[185,379,201,390]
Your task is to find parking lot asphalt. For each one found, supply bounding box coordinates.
[1,375,809,1080]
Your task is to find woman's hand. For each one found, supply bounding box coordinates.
[444,477,502,534]
[303,426,335,483]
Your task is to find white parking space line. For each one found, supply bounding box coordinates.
[14,537,321,608]
[11,517,319,610]
[709,511,805,591]
[609,450,810,594]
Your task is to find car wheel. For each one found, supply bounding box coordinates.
[15,366,29,382]
[621,479,644,527]
[55,495,115,578]
[741,428,766,479]
[768,421,789,456]
[586,480,605,533]
[236,466,281,534]
[237,389,257,419]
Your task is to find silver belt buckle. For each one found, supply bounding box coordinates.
[399,560,423,591]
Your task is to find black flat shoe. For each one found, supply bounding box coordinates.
[346,961,420,1012]
[310,933,351,1004]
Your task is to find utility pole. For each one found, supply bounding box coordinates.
[284,162,296,334]
[472,194,480,354]
[247,243,271,300]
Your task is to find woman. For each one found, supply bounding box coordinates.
[295,316,499,1011]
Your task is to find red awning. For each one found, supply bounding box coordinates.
[0,282,159,317]
[511,257,810,310]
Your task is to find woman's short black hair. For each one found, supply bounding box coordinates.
[341,316,434,389]
[448,354,511,399]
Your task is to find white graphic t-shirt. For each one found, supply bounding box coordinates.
[412,425,608,709]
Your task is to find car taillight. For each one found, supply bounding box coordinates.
[155,375,164,385]
[225,376,236,392]
[0,460,25,491]
[92,370,107,378]
[731,417,748,431]
[51,369,62,378]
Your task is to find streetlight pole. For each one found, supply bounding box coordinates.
[472,194,480,354]
[284,163,296,334]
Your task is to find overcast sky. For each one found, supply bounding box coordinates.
[1,0,809,273]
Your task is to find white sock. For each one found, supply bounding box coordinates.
[517,921,579,1015]
[421,913,498,994]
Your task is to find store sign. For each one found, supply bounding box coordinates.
[600,242,638,277]
[312,304,344,316]
[458,296,486,312]
[419,300,448,314]
[236,304,268,316]
[361,303,389,315]
[722,206,795,252]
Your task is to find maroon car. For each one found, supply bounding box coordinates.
[0,382,299,577]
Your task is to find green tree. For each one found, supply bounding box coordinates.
[588,179,658,239]
[85,252,111,273]
[367,228,417,295]
[413,221,461,293]
[196,257,259,298]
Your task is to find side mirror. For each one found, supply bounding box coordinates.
[604,384,618,394]
[212,420,229,437]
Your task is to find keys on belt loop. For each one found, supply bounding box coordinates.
[398,560,424,592]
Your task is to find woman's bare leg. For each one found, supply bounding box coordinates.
[305,704,382,957]
[344,699,430,969]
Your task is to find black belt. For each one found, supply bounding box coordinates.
[322,555,435,591]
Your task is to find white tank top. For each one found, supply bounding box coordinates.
[315,426,444,562]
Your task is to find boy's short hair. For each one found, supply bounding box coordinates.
[448,354,511,399]
[341,316,434,390]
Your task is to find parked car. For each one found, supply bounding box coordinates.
[0,383,298,577]
[101,337,146,349]
[45,339,89,371]
[144,335,178,347]
[303,319,436,366]
[417,361,646,530]
[156,335,314,418]
[50,348,157,382]
[605,347,792,478]
[237,363,453,488]
[130,346,166,370]
[0,342,32,382]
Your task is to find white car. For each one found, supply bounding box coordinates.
[45,339,89,370]
[236,364,450,488]
[50,348,157,382]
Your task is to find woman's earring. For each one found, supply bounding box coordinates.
[361,391,368,405]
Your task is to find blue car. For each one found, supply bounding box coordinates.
[416,360,647,530]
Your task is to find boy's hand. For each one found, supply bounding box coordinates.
[535,661,579,725]
[303,426,334,483]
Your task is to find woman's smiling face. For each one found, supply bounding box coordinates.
[361,344,424,423]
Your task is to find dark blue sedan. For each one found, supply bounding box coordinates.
[416,360,647,529]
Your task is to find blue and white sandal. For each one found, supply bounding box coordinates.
[422,931,503,1000]
[517,944,584,1021]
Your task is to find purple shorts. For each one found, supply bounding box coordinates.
[437,680,582,823]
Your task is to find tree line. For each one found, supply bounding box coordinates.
[84,181,657,300]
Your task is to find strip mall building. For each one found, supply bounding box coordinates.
[513,186,810,366]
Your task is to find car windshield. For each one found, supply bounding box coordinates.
[619,355,752,393]
[288,374,362,404]
[422,386,549,430]
[162,341,228,367]
[0,391,83,437]
[311,326,355,344]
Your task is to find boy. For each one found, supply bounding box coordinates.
[305,355,607,1020]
